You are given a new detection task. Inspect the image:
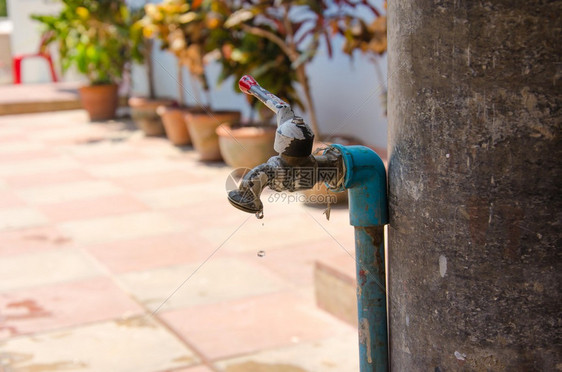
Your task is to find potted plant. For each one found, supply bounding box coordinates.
[140,0,240,155]
[211,19,301,169]
[32,0,135,121]
[224,0,384,139]
[129,7,177,138]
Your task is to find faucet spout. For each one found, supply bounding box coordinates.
[227,161,274,214]
[227,148,344,216]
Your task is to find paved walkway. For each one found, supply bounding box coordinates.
[0,110,359,372]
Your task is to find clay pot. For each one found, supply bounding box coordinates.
[302,135,363,205]
[78,84,118,121]
[216,124,277,169]
[157,106,191,146]
[128,96,176,136]
[184,110,241,161]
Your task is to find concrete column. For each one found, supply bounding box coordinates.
[387,1,560,371]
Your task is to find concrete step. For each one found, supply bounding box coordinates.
[0,82,128,116]
[314,253,358,326]
[0,82,82,115]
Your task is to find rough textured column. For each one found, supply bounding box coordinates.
[387,1,561,371]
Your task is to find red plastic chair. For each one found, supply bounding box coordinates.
[12,31,58,84]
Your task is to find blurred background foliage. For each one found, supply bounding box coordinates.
[32,0,138,85]
[0,0,7,17]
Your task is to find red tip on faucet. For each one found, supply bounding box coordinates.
[239,75,257,94]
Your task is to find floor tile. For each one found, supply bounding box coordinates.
[0,126,24,140]
[0,141,46,155]
[0,190,25,208]
[58,211,183,245]
[3,169,94,189]
[135,182,227,209]
[112,170,207,192]
[159,292,353,360]
[0,317,199,372]
[87,159,186,178]
[72,149,148,165]
[118,257,287,312]
[0,157,79,177]
[163,201,248,231]
[0,148,56,163]
[57,136,139,159]
[238,238,351,286]
[38,194,148,222]
[27,125,109,145]
[16,180,123,205]
[85,231,212,273]
[200,211,330,254]
[0,226,72,257]
[166,366,214,372]
[0,207,48,231]
[0,277,144,339]
[0,248,101,292]
[0,132,27,142]
[215,333,359,372]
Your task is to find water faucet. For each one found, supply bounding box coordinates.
[226,75,390,371]
[228,75,343,217]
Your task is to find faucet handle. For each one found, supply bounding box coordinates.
[238,75,259,95]
[239,75,294,127]
[239,74,314,157]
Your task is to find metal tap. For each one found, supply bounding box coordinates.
[228,75,390,371]
[227,75,343,216]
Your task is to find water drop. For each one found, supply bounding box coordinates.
[255,210,264,219]
[257,250,266,257]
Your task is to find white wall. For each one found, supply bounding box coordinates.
[307,37,388,148]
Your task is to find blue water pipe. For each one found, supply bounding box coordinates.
[330,144,389,372]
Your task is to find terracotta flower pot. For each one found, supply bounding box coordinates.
[184,110,241,161]
[78,84,119,121]
[157,106,191,146]
[216,124,277,169]
[128,96,176,136]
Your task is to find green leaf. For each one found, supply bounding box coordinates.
[75,44,87,73]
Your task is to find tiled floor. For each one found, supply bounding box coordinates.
[0,110,360,371]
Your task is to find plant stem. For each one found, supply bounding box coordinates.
[295,64,320,137]
[240,24,297,61]
[189,71,203,108]
[283,4,320,138]
[240,12,321,138]
[177,60,184,106]
[205,89,212,110]
[146,39,155,99]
